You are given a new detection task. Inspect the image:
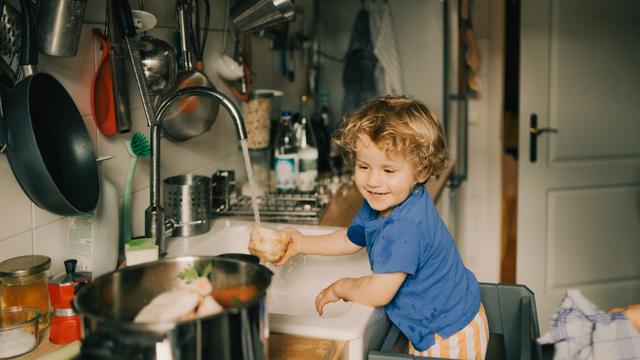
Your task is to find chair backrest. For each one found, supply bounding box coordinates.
[480,282,542,360]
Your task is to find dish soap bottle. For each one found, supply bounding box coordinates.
[296,95,318,193]
[68,172,119,277]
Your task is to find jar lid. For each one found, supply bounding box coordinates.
[0,255,51,277]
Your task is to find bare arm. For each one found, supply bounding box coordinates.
[275,228,362,265]
[315,272,407,315]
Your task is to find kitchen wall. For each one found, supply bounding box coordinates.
[0,0,314,274]
[1,0,502,282]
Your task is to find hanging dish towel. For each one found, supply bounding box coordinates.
[341,8,378,115]
[369,1,403,96]
[538,289,640,359]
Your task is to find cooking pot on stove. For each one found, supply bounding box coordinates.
[73,256,272,359]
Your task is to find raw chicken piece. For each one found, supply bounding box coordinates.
[196,295,224,317]
[248,225,290,263]
[134,288,200,323]
[190,277,213,296]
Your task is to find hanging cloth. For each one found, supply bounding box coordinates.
[369,1,404,95]
[341,7,378,115]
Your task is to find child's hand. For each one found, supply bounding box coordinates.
[273,227,304,265]
[315,280,344,316]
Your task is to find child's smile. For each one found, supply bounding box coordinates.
[353,135,424,217]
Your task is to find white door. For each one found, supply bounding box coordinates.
[517,0,640,332]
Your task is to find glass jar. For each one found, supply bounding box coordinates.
[0,255,51,330]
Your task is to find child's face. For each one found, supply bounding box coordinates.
[353,135,425,217]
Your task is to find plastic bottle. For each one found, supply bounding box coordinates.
[312,93,331,173]
[273,111,299,193]
[68,173,119,277]
[296,96,319,193]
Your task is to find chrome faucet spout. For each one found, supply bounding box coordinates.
[146,86,247,257]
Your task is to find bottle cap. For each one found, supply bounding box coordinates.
[282,111,292,117]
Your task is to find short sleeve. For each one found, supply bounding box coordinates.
[347,213,366,247]
[371,220,420,276]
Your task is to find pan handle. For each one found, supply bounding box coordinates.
[18,0,38,71]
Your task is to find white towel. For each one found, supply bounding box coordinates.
[538,289,640,360]
[369,2,403,96]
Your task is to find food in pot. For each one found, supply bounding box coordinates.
[212,285,260,308]
[248,226,290,263]
[134,276,223,323]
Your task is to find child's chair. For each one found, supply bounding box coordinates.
[368,282,543,360]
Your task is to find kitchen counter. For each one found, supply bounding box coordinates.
[18,331,345,360]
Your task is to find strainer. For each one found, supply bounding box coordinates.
[0,1,21,57]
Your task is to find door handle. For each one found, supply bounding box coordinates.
[529,113,558,163]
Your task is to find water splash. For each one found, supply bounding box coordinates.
[239,139,261,224]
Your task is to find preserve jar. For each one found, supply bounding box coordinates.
[0,255,51,330]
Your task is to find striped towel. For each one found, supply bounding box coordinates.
[369,1,403,96]
[538,289,640,359]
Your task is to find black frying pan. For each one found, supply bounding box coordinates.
[1,0,99,216]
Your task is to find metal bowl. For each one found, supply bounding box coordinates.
[0,307,41,358]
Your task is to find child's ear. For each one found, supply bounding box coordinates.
[416,170,431,183]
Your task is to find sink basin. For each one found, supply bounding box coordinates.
[167,218,389,359]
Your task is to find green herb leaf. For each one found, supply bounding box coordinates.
[231,296,244,307]
[200,262,213,278]
[177,267,199,283]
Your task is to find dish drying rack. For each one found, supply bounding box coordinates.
[211,170,330,224]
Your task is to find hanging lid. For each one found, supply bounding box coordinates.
[0,255,51,277]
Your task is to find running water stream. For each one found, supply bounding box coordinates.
[240,139,261,224]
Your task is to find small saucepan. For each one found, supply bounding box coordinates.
[0,0,99,216]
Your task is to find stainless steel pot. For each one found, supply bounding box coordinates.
[73,256,272,359]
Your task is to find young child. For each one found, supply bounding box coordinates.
[275,96,487,359]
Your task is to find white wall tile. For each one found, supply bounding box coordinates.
[33,219,68,275]
[0,232,33,263]
[39,24,97,117]
[0,157,32,241]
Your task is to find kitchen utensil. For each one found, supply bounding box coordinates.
[216,54,244,81]
[74,256,273,359]
[0,255,51,330]
[37,0,87,57]
[106,0,132,133]
[159,0,219,142]
[47,259,91,345]
[163,174,212,237]
[139,34,177,94]
[91,29,117,137]
[121,131,150,262]
[133,6,178,95]
[1,0,100,216]
[0,307,41,358]
[230,0,295,34]
[111,0,157,132]
[0,0,21,57]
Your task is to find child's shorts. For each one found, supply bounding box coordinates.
[408,304,489,360]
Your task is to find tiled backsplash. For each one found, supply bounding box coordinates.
[0,0,312,274]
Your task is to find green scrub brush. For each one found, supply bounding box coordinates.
[120,131,151,263]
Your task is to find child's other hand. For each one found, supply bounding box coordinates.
[315,280,343,316]
[273,227,304,265]
[610,304,640,332]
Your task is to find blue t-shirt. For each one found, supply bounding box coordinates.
[347,185,480,351]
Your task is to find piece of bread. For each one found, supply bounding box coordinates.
[248,225,290,263]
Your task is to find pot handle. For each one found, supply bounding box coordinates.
[240,307,255,360]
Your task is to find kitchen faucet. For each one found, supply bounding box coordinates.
[147,86,248,257]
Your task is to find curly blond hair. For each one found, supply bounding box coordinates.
[335,96,447,181]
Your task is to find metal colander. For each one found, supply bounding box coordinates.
[163,175,212,237]
[1,1,21,57]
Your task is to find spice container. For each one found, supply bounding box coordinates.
[0,255,51,331]
[0,306,41,358]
